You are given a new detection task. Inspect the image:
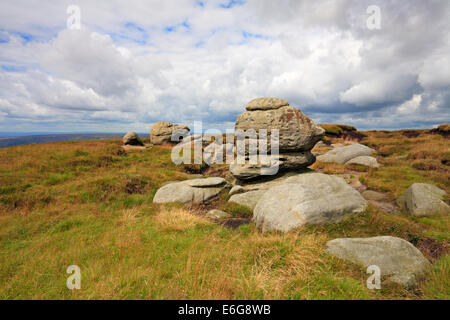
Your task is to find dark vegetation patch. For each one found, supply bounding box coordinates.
[411,238,449,262]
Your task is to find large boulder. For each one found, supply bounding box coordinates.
[253,173,367,232]
[228,190,267,211]
[235,105,325,152]
[397,183,449,216]
[150,121,190,145]
[122,131,144,146]
[326,236,430,287]
[317,143,375,164]
[153,177,225,204]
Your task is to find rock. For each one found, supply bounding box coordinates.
[326,236,430,287]
[229,185,244,196]
[253,173,367,232]
[229,190,267,211]
[206,209,230,219]
[153,179,224,204]
[122,131,144,146]
[245,97,289,111]
[186,177,226,187]
[317,143,375,164]
[236,105,325,152]
[362,190,387,201]
[230,152,316,180]
[397,183,449,216]
[122,145,148,151]
[150,121,190,145]
[346,156,380,168]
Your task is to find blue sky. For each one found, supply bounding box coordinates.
[0,0,449,133]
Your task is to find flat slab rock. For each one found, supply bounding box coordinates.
[245,97,289,111]
[398,183,449,216]
[326,236,430,287]
[346,156,380,168]
[253,173,367,232]
[229,190,267,210]
[206,209,230,219]
[317,143,375,164]
[153,178,225,204]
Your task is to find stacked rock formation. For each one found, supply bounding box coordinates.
[150,121,190,145]
[230,97,325,180]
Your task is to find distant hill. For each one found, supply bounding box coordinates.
[0,133,149,148]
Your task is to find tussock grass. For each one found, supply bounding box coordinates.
[0,135,448,299]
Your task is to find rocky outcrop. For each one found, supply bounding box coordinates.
[122,131,144,146]
[231,98,324,180]
[229,190,266,211]
[397,183,449,216]
[317,143,375,165]
[326,236,430,287]
[253,173,367,232]
[346,156,380,168]
[229,185,244,196]
[153,177,225,204]
[150,121,190,145]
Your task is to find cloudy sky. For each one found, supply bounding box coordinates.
[0,0,449,133]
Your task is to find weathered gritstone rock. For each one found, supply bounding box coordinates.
[397,183,449,216]
[228,190,267,211]
[326,236,430,287]
[230,152,316,180]
[245,97,289,111]
[236,105,325,152]
[229,185,244,196]
[150,121,190,145]
[206,209,230,219]
[253,173,367,232]
[346,156,380,168]
[317,143,375,164]
[122,131,144,146]
[153,178,225,204]
[362,190,387,201]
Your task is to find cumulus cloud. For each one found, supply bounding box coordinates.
[0,0,449,133]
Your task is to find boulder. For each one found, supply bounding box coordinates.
[236,105,325,152]
[326,236,430,287]
[206,209,230,219]
[346,156,380,168]
[153,178,224,204]
[317,143,375,164]
[362,190,387,201]
[397,183,449,216]
[253,173,367,232]
[229,190,267,211]
[150,121,190,145]
[122,131,144,146]
[230,152,316,180]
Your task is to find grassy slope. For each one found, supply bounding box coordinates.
[0,133,448,300]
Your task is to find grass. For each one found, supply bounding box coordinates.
[0,132,448,299]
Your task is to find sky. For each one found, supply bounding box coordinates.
[0,0,449,133]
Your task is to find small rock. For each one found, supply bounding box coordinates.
[397,183,449,216]
[153,179,224,204]
[229,190,267,211]
[150,121,190,145]
[206,209,230,219]
[229,185,244,196]
[362,190,387,201]
[245,97,289,111]
[326,236,430,287]
[346,156,380,168]
[122,131,144,146]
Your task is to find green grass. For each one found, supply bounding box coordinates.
[0,135,448,299]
